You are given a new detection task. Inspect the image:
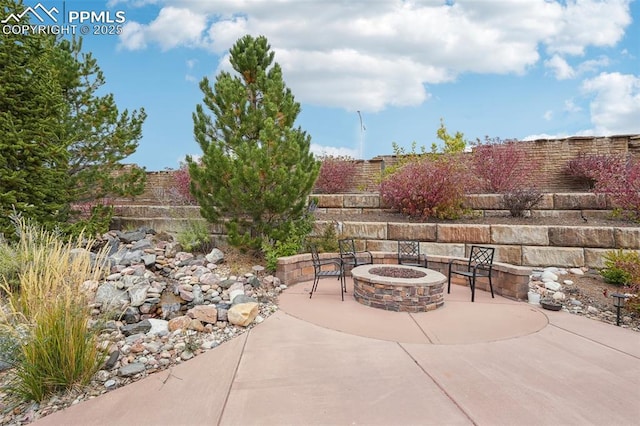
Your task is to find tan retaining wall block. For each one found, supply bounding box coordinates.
[463,194,503,210]
[615,228,640,249]
[553,193,607,210]
[548,226,615,248]
[491,225,549,245]
[341,222,387,239]
[488,245,522,265]
[387,223,437,241]
[522,246,584,267]
[315,194,343,208]
[421,243,466,258]
[437,224,490,244]
[343,194,380,208]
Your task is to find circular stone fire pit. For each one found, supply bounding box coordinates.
[351,264,446,313]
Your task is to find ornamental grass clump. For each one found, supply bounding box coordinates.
[0,217,108,402]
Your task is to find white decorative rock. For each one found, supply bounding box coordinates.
[563,280,574,286]
[146,318,169,336]
[569,268,585,275]
[541,271,559,282]
[545,281,562,292]
[552,291,566,301]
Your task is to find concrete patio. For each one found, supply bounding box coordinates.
[33,278,640,425]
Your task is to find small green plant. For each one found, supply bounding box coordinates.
[0,236,20,291]
[177,220,212,253]
[262,213,314,272]
[0,329,23,368]
[600,249,640,286]
[307,221,339,253]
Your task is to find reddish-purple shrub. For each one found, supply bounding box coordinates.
[470,139,537,193]
[314,156,358,194]
[563,153,624,190]
[379,155,471,219]
[594,156,640,220]
[171,162,197,205]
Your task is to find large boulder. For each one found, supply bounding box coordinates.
[228,302,259,327]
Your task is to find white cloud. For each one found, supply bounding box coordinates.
[118,21,147,50]
[310,144,358,159]
[564,99,582,113]
[545,54,575,80]
[117,0,634,112]
[119,6,207,51]
[522,132,570,141]
[545,54,611,81]
[581,72,640,135]
[544,0,631,56]
[576,56,610,74]
[543,110,553,121]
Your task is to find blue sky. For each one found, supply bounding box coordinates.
[6,0,640,171]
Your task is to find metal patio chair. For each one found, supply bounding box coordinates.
[309,245,345,301]
[397,240,428,268]
[447,245,495,302]
[338,238,373,270]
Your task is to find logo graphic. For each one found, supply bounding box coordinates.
[1,3,59,24]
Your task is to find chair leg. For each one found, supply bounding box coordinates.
[470,276,475,302]
[310,276,319,299]
[488,275,495,298]
[340,275,344,301]
[447,267,452,294]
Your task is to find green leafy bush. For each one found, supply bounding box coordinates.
[262,213,314,272]
[600,249,640,286]
[308,221,339,253]
[177,220,212,253]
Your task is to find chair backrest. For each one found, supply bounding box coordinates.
[398,240,420,262]
[310,244,320,264]
[339,238,356,256]
[467,246,495,270]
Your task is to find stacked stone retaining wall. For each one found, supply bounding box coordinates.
[111,191,640,269]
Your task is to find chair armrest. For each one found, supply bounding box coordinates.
[357,250,373,264]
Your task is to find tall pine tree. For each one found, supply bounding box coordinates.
[0,0,146,237]
[0,5,69,235]
[53,37,147,204]
[188,35,319,250]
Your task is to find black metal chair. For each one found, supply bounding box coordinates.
[397,240,428,268]
[309,245,345,301]
[447,246,495,302]
[338,238,373,269]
